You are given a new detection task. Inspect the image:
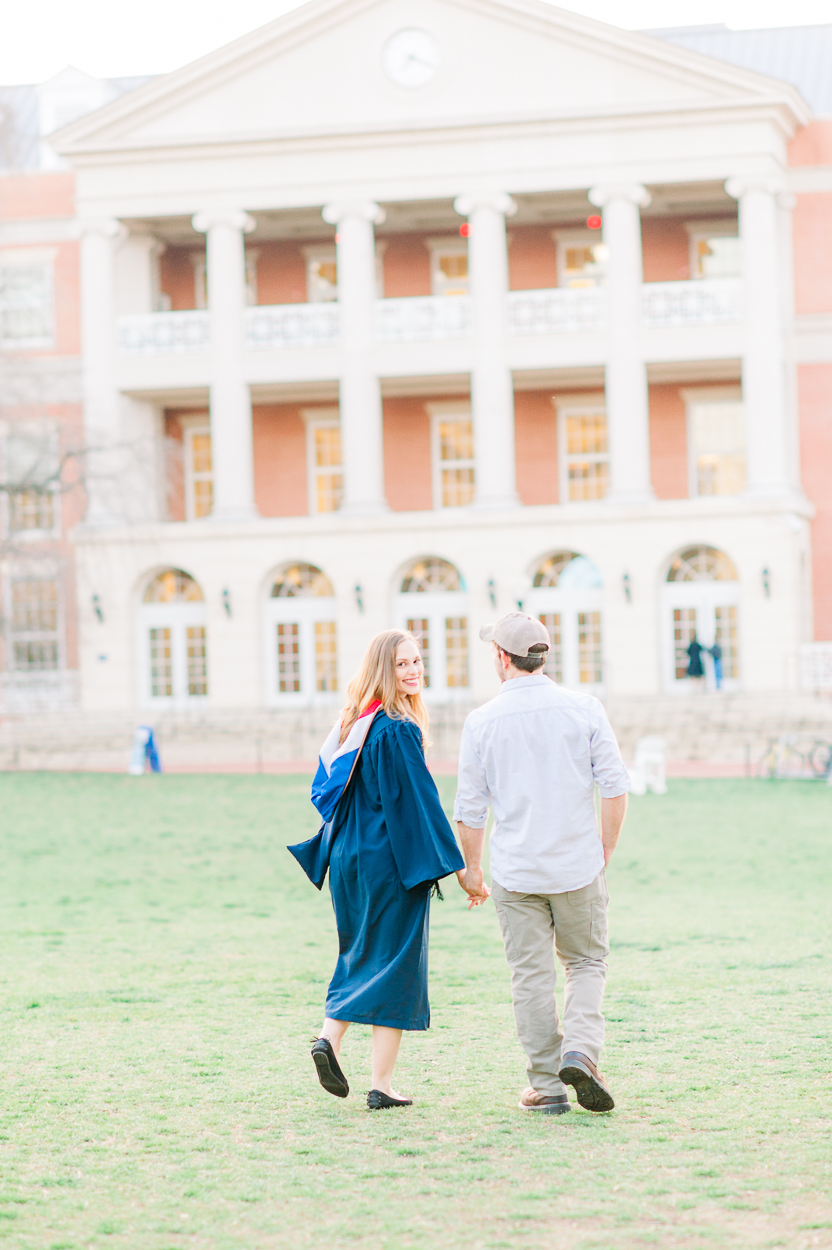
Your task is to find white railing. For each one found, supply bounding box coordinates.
[800,643,832,691]
[642,277,743,328]
[246,302,341,350]
[507,287,606,335]
[117,310,210,354]
[375,295,472,343]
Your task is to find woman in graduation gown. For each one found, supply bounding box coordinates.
[290,630,465,1110]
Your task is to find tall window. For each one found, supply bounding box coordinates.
[554,232,606,288]
[3,423,60,536]
[10,578,60,671]
[266,563,338,705]
[428,239,469,297]
[303,248,338,303]
[685,397,746,497]
[397,557,469,699]
[664,546,740,692]
[558,405,609,502]
[430,408,475,508]
[688,224,741,279]
[305,413,343,514]
[0,260,54,348]
[527,552,603,691]
[538,612,563,683]
[141,569,208,703]
[184,423,213,519]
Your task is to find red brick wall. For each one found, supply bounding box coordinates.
[515,390,558,504]
[381,236,432,298]
[789,120,832,166]
[254,242,307,304]
[252,404,309,516]
[0,171,74,219]
[383,397,434,510]
[792,194,832,315]
[642,219,691,282]
[159,248,199,310]
[509,226,558,290]
[163,411,187,521]
[798,365,832,640]
[649,385,689,499]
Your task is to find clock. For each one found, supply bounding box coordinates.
[382,28,440,88]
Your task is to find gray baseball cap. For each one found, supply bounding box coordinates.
[479,612,550,657]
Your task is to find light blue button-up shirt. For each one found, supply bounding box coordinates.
[453,673,630,894]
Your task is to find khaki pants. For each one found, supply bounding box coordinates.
[492,871,609,1096]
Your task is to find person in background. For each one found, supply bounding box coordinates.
[710,640,723,690]
[687,632,706,688]
[454,613,630,1115]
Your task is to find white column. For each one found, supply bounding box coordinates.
[80,218,123,525]
[725,177,793,497]
[322,201,388,514]
[454,192,520,509]
[192,210,257,521]
[588,183,654,504]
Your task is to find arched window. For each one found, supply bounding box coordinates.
[265,563,338,704]
[396,557,468,697]
[526,551,604,690]
[662,546,740,691]
[139,568,207,703]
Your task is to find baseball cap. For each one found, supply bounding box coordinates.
[479,612,550,657]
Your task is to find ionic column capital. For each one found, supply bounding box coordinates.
[453,192,518,218]
[78,217,124,241]
[192,210,256,234]
[321,201,386,226]
[724,175,787,202]
[588,184,651,210]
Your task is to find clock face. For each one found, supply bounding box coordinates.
[382,28,440,88]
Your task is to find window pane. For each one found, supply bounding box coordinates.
[566,413,607,456]
[445,616,469,688]
[186,625,208,696]
[316,471,343,514]
[149,627,173,697]
[0,265,52,342]
[314,426,342,468]
[696,453,746,497]
[315,621,338,692]
[13,641,58,671]
[673,607,697,680]
[191,432,212,474]
[12,580,57,632]
[277,622,300,693]
[407,617,430,688]
[193,480,213,518]
[10,489,55,532]
[695,236,740,279]
[439,419,473,463]
[441,466,475,508]
[439,254,468,280]
[567,460,609,502]
[538,613,563,683]
[715,605,739,679]
[577,611,602,684]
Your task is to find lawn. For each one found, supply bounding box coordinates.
[0,774,830,1250]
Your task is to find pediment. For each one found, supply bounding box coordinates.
[52,0,808,156]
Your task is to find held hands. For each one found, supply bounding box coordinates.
[456,866,491,910]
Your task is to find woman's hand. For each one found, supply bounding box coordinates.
[456,867,491,910]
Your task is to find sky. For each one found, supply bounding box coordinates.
[3,0,832,85]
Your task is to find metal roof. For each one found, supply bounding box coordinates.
[645,23,832,116]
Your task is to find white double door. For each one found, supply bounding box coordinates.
[525,588,604,693]
[139,603,208,705]
[265,597,339,707]
[397,592,470,700]
[662,581,740,692]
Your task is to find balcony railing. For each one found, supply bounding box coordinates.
[375,295,472,343]
[246,302,341,350]
[507,286,606,335]
[642,277,743,328]
[118,309,210,354]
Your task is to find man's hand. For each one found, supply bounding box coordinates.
[456,866,491,909]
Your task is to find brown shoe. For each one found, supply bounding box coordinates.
[558,1053,614,1112]
[518,1086,571,1115]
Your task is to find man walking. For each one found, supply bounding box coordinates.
[454,613,630,1115]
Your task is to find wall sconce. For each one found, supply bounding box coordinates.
[222,588,232,618]
[762,567,771,599]
[487,578,497,610]
[622,572,632,604]
[354,584,364,614]
[92,593,104,623]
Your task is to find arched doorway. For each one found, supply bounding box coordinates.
[395,557,469,700]
[662,545,740,692]
[139,569,208,705]
[525,552,604,692]
[265,562,338,706]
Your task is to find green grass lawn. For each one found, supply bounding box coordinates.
[0,775,830,1250]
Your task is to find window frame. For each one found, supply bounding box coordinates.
[302,408,343,516]
[1,420,62,541]
[4,570,63,675]
[685,219,740,281]
[551,230,605,289]
[0,250,57,350]
[427,402,475,510]
[425,237,469,298]
[179,414,213,521]
[264,577,340,708]
[554,395,609,504]
[681,386,745,500]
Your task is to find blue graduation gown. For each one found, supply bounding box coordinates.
[324,711,464,1031]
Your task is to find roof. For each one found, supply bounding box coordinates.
[645,23,832,116]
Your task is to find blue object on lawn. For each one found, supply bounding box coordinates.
[128,725,163,775]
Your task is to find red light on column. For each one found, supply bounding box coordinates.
[587,215,602,230]
[459,223,471,237]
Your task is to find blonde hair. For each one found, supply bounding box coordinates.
[340,630,429,745]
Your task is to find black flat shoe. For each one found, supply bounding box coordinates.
[367,1089,413,1110]
[311,1037,349,1098]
